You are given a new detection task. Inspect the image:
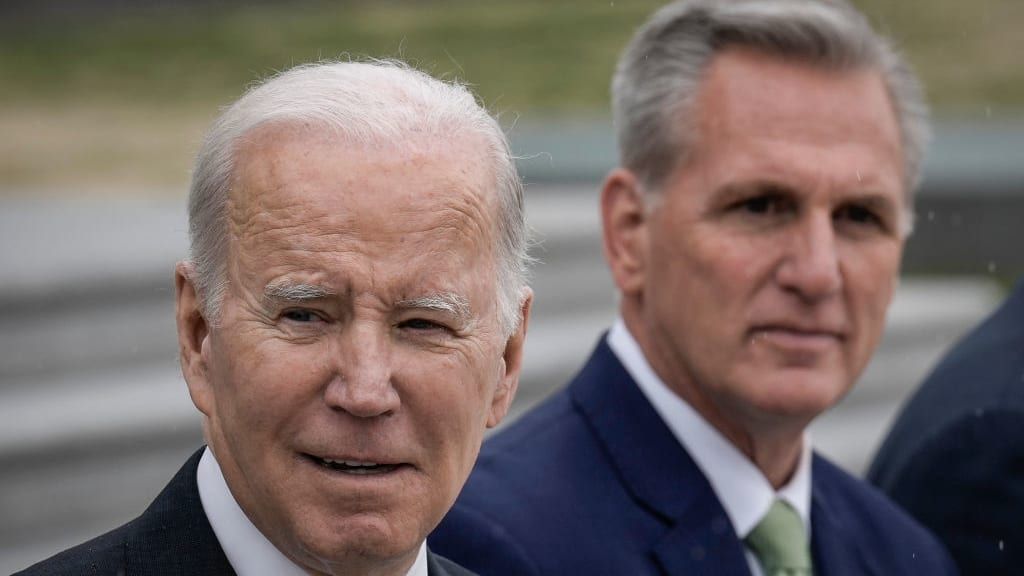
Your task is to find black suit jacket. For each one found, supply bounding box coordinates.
[869,279,1024,575]
[431,338,957,575]
[16,448,475,576]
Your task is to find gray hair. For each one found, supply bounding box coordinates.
[188,60,529,336]
[613,0,930,202]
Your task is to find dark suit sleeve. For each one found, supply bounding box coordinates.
[429,503,542,576]
[884,409,1024,576]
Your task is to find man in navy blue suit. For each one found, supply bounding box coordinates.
[431,1,957,574]
[870,278,1024,575]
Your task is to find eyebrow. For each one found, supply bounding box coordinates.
[717,181,900,209]
[262,281,336,305]
[397,292,473,322]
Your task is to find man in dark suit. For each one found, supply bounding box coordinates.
[870,279,1024,575]
[431,1,956,574]
[17,59,533,576]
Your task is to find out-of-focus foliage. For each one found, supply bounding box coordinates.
[856,0,1024,114]
[0,0,663,112]
[0,0,1019,192]
[1,0,1021,113]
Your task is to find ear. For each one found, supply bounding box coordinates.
[175,262,215,417]
[601,168,649,296]
[487,288,533,428]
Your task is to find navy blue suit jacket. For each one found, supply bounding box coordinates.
[870,279,1024,575]
[431,339,956,575]
[17,448,475,576]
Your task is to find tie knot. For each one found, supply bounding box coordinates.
[745,499,813,575]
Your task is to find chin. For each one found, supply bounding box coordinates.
[746,369,850,420]
[288,512,422,568]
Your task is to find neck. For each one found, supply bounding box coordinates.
[621,303,807,489]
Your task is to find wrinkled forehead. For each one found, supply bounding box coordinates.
[226,122,501,247]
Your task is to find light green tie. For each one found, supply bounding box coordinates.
[745,499,814,576]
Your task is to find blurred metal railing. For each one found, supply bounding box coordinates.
[2,119,1021,572]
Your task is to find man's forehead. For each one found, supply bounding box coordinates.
[685,50,903,175]
[226,123,500,245]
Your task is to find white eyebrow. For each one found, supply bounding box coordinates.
[397,293,472,321]
[263,281,335,304]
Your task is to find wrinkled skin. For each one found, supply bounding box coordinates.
[603,48,906,485]
[176,125,530,576]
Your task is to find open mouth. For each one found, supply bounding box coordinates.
[306,455,402,475]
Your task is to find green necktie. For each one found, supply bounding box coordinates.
[745,499,814,576]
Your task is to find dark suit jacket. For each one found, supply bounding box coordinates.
[16,448,475,576]
[869,279,1024,576]
[430,338,957,575]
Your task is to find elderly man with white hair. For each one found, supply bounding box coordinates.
[17,59,532,576]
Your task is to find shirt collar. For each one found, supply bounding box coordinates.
[607,319,812,538]
[197,447,429,576]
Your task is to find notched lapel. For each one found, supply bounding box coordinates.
[571,339,751,576]
[124,449,235,576]
[571,339,698,520]
[652,500,752,576]
[810,469,877,576]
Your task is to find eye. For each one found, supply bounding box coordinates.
[732,193,792,216]
[835,204,883,228]
[281,309,321,323]
[399,318,448,332]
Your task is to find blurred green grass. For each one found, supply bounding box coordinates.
[1,0,1020,192]
[0,1,663,113]
[3,0,1021,112]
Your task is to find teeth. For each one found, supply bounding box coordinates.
[321,458,379,467]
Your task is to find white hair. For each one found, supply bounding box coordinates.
[187,59,529,336]
[613,0,930,210]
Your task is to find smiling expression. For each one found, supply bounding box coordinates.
[176,124,526,574]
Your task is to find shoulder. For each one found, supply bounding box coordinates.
[431,499,543,576]
[812,455,956,573]
[428,549,483,576]
[460,384,617,506]
[874,283,1024,474]
[13,521,134,575]
[15,449,227,576]
[875,408,1024,574]
[431,382,638,575]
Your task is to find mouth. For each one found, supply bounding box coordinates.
[750,325,844,351]
[304,454,406,476]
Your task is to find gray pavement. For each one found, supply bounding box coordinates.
[0,185,1007,573]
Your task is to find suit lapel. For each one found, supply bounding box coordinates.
[810,456,876,576]
[651,498,753,576]
[570,339,752,575]
[124,448,235,576]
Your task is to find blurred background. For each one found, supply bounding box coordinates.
[1,0,1022,571]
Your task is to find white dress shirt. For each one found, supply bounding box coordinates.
[607,320,813,576]
[197,447,429,576]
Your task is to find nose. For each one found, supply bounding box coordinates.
[775,212,842,302]
[323,322,400,418]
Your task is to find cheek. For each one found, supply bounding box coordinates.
[842,246,901,360]
[212,335,327,435]
[659,233,769,317]
[845,246,899,316]
[400,351,494,450]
